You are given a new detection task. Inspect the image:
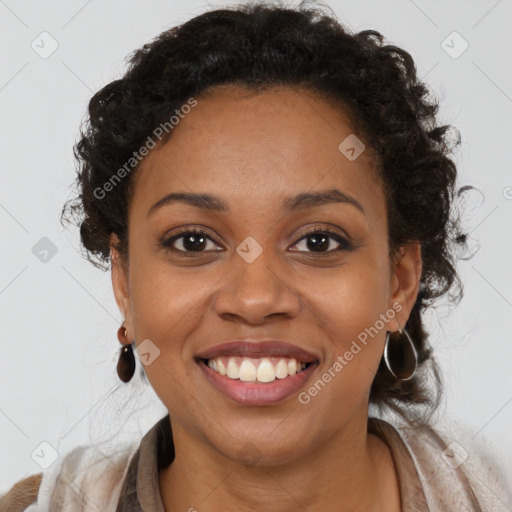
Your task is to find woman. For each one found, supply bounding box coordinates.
[2,2,510,511]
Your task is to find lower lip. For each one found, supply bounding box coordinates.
[197,360,318,405]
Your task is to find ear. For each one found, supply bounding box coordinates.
[387,241,422,331]
[110,233,134,339]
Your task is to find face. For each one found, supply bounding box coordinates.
[111,85,421,466]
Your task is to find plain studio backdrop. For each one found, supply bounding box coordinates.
[1,0,511,495]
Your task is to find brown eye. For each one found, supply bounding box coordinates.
[291,229,352,254]
[160,229,222,253]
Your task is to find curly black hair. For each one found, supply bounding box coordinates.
[62,1,472,424]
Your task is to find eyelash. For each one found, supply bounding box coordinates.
[159,227,352,256]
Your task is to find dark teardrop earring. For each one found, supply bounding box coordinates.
[117,325,136,383]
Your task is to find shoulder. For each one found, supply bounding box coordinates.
[372,413,512,512]
[1,442,138,512]
[0,473,43,512]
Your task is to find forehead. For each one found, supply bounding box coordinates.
[129,84,385,221]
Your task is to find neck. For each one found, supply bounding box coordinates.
[159,406,400,512]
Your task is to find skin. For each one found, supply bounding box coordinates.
[111,84,422,512]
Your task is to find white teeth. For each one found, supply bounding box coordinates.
[256,358,276,382]
[207,356,311,382]
[275,358,289,379]
[217,359,227,376]
[239,359,257,381]
[226,358,240,379]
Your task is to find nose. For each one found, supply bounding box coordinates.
[213,245,301,325]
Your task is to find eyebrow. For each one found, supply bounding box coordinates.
[147,188,366,217]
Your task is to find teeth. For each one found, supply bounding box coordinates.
[226,358,240,379]
[256,358,276,383]
[275,359,289,379]
[239,359,257,381]
[217,359,227,376]
[207,356,311,383]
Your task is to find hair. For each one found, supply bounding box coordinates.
[61,1,477,427]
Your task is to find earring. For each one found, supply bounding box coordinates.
[383,318,418,381]
[117,323,135,383]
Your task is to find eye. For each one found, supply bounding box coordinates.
[290,228,352,254]
[159,228,223,254]
[159,227,352,256]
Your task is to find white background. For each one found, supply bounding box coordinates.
[1,0,511,496]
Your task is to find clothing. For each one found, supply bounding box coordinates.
[2,412,510,511]
[0,475,41,512]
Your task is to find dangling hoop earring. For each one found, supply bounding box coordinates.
[117,323,136,383]
[383,317,418,381]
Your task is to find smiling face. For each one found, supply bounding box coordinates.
[111,84,421,466]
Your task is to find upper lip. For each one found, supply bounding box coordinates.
[195,340,320,363]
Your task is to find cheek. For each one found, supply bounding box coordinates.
[131,265,207,343]
[307,258,390,344]
[128,263,209,411]
[300,261,390,405]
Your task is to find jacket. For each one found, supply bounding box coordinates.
[1,412,511,511]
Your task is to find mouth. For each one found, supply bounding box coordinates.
[194,340,320,405]
[197,355,317,382]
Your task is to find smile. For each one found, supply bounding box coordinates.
[197,356,319,405]
[204,355,313,382]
